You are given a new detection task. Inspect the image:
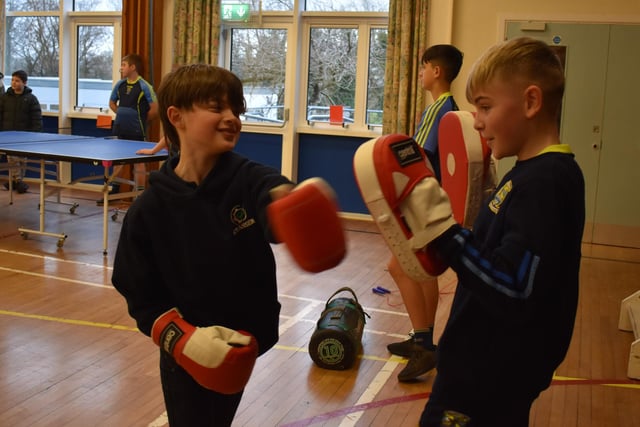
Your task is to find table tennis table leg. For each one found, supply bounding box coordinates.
[17,159,67,248]
[101,165,113,255]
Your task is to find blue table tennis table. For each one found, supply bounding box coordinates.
[0,131,168,254]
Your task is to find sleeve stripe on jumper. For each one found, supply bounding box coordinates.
[454,231,539,300]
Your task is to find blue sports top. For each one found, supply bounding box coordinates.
[110,76,157,140]
[413,92,458,181]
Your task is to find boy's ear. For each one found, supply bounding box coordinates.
[167,106,183,128]
[432,64,441,78]
[523,85,543,118]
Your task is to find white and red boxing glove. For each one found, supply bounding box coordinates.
[354,134,456,281]
[152,308,258,394]
[438,111,497,228]
[268,177,346,273]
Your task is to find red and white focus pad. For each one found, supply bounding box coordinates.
[439,111,496,228]
[268,178,346,273]
[353,134,448,281]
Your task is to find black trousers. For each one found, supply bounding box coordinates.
[159,351,244,427]
[419,373,536,427]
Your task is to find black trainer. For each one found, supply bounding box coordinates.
[387,335,419,358]
[15,180,29,193]
[397,347,436,382]
[4,179,17,191]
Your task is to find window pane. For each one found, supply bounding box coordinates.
[307,27,357,123]
[305,0,388,12]
[367,28,387,126]
[242,0,293,12]
[5,16,60,111]
[230,28,288,124]
[74,0,122,12]
[76,25,114,110]
[6,0,60,12]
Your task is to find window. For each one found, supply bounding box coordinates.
[229,28,288,125]
[4,14,61,110]
[3,2,121,114]
[73,0,121,12]
[222,5,388,133]
[367,27,387,126]
[305,0,388,12]
[75,23,117,111]
[307,27,358,124]
[304,20,387,129]
[6,0,59,12]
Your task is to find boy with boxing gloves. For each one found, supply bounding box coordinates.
[112,64,344,427]
[356,37,585,426]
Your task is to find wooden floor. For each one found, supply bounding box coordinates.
[0,185,639,427]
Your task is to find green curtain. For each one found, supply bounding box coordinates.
[382,0,430,136]
[173,0,221,67]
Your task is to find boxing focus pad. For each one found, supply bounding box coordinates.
[268,178,346,273]
[439,111,497,228]
[152,308,258,394]
[353,134,457,282]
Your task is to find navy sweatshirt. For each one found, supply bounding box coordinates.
[433,146,585,397]
[112,152,293,355]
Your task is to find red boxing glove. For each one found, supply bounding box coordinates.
[268,177,346,273]
[353,134,456,281]
[152,308,258,394]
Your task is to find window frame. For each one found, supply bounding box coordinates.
[69,14,122,115]
[299,13,387,134]
[220,10,388,138]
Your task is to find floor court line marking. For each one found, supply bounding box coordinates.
[0,247,112,270]
[338,358,402,427]
[278,293,409,317]
[0,265,112,288]
[281,376,640,427]
[0,309,138,331]
[6,309,635,425]
[148,412,168,427]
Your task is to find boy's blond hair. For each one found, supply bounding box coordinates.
[466,37,565,121]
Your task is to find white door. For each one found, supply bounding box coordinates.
[504,22,640,248]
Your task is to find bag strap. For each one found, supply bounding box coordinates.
[325,286,359,309]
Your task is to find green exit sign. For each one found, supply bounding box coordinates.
[221,3,251,22]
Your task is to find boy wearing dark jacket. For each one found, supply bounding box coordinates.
[0,70,42,193]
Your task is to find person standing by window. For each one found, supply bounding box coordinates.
[0,70,43,193]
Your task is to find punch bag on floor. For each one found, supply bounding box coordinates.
[309,287,369,370]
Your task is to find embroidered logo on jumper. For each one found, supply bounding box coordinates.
[390,138,423,167]
[231,205,256,235]
[489,180,512,214]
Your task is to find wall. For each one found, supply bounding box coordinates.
[439,0,640,110]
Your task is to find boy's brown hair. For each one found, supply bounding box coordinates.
[156,64,247,151]
[466,37,565,121]
[422,44,464,83]
[122,53,145,76]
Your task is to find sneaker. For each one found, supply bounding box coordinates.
[387,336,419,358]
[4,180,17,191]
[15,180,29,193]
[397,347,436,382]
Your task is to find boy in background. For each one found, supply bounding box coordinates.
[418,37,585,426]
[386,44,464,382]
[0,70,43,193]
[100,53,157,204]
